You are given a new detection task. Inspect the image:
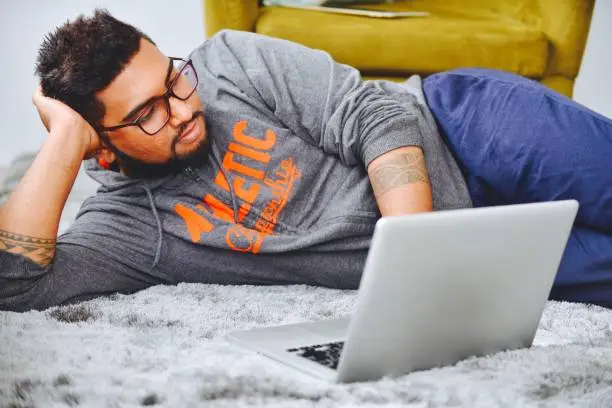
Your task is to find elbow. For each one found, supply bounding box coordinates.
[0,255,54,312]
[0,276,52,312]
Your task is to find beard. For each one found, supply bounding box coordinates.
[104,111,210,179]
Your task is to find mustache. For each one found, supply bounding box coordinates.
[178,110,205,136]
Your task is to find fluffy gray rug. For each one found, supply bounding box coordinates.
[2,154,612,407]
[1,283,612,408]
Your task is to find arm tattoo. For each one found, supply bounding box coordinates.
[369,150,429,196]
[0,229,56,267]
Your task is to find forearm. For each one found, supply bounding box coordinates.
[367,146,433,217]
[0,128,85,265]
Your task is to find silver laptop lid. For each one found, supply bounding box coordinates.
[337,200,578,382]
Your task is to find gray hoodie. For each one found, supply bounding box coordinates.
[0,30,471,312]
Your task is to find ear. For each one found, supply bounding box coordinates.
[95,146,116,166]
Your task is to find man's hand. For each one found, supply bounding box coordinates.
[32,87,101,159]
[367,146,433,217]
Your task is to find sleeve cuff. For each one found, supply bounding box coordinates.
[361,114,423,167]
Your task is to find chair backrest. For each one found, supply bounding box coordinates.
[202,0,594,97]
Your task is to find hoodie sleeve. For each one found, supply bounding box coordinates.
[204,30,423,167]
[0,205,169,312]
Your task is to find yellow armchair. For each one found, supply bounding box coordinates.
[203,0,594,97]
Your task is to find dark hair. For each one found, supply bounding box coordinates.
[35,9,155,128]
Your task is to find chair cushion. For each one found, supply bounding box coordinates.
[255,6,549,77]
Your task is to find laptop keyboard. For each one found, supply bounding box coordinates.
[286,341,345,370]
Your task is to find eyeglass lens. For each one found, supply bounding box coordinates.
[139,61,198,135]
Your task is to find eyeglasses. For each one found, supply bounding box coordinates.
[98,57,199,136]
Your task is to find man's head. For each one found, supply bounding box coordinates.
[35,9,208,178]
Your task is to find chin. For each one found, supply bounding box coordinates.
[177,134,205,157]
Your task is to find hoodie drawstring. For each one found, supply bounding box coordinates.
[143,185,164,268]
[210,144,240,224]
[140,135,241,270]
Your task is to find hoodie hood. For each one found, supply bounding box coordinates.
[84,158,176,194]
[84,158,178,268]
[83,137,237,269]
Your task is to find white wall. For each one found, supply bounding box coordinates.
[0,0,205,165]
[0,1,611,166]
[573,0,612,119]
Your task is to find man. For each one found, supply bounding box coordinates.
[1,10,610,312]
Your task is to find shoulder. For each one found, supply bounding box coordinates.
[192,29,306,57]
[189,29,257,55]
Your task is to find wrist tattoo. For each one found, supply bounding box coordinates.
[0,229,56,266]
[369,150,429,196]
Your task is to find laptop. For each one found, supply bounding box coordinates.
[226,200,579,383]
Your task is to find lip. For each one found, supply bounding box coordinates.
[178,121,199,144]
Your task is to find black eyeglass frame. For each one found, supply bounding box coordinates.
[97,57,198,136]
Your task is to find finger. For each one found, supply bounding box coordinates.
[32,87,42,104]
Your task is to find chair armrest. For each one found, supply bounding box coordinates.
[530,0,594,78]
[203,0,260,37]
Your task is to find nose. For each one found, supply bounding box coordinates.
[168,96,193,127]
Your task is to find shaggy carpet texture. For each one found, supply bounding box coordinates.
[2,155,612,407]
[1,283,612,408]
